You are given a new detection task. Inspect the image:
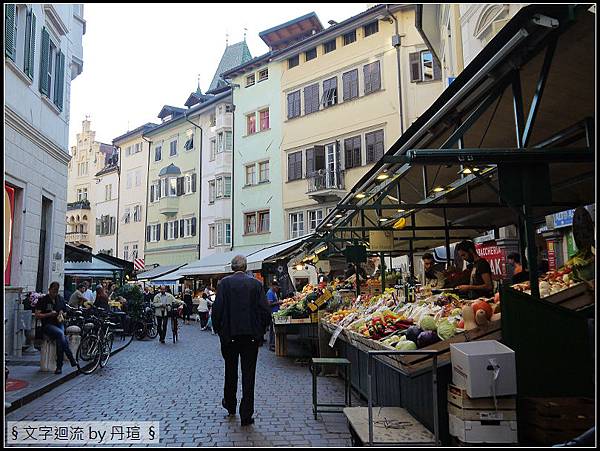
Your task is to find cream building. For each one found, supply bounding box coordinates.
[65,119,115,252]
[275,4,443,244]
[113,123,157,266]
[94,149,119,256]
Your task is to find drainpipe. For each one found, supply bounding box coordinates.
[142,134,152,268]
[386,5,405,134]
[115,145,121,259]
[184,114,203,260]
[230,99,236,251]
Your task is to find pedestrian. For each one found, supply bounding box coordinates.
[82,281,94,303]
[197,292,211,330]
[183,289,194,325]
[143,286,154,304]
[34,282,77,374]
[266,281,283,352]
[68,282,87,308]
[455,240,494,299]
[507,253,529,284]
[212,255,272,426]
[152,285,178,344]
[93,286,110,311]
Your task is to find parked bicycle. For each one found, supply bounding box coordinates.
[76,308,117,374]
[170,303,183,343]
[131,302,158,341]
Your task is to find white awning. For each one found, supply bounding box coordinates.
[65,256,123,278]
[136,264,185,281]
[244,235,314,271]
[179,247,264,276]
[149,264,189,284]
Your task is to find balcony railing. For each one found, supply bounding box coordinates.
[67,199,91,210]
[65,232,89,242]
[159,196,179,216]
[307,168,345,193]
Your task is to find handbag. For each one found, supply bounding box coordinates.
[34,317,44,341]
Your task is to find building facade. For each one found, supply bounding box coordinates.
[276,4,443,244]
[113,123,157,266]
[94,151,119,256]
[5,4,84,356]
[65,119,115,251]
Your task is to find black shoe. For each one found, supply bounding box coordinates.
[241,418,254,426]
[54,368,63,375]
[69,358,77,367]
[222,398,236,416]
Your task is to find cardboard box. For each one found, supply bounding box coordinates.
[450,340,517,398]
[447,383,516,410]
[448,402,517,422]
[449,413,518,444]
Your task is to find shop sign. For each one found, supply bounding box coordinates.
[475,242,507,280]
[369,231,395,251]
[547,241,557,271]
[566,230,578,257]
[315,290,332,307]
[5,183,15,286]
[553,209,575,229]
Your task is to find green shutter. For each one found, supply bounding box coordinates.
[25,11,36,78]
[39,27,50,95]
[5,4,16,60]
[54,51,65,110]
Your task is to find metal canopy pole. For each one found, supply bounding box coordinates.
[444,208,451,269]
[380,252,386,290]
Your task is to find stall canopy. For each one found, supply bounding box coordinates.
[307,4,594,297]
[148,264,190,285]
[64,257,124,278]
[178,247,263,277]
[243,235,315,271]
[136,264,186,282]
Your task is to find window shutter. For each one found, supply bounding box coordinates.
[5,4,15,60]
[287,93,294,119]
[157,224,161,242]
[433,55,442,80]
[354,136,362,167]
[180,219,185,237]
[55,51,65,110]
[146,226,151,242]
[372,61,381,91]
[344,139,353,169]
[177,177,183,196]
[288,154,294,181]
[192,217,197,236]
[110,217,116,235]
[174,221,179,239]
[96,219,101,235]
[314,145,325,172]
[191,173,197,192]
[306,148,314,177]
[409,52,421,82]
[150,185,155,203]
[164,223,168,240]
[157,181,162,198]
[39,27,50,95]
[24,11,36,78]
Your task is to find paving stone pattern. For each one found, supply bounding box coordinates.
[5,324,364,447]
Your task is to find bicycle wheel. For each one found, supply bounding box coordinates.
[147,318,158,339]
[77,335,101,374]
[172,316,178,343]
[99,332,114,368]
[134,321,147,340]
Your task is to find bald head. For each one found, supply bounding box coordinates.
[231,255,247,272]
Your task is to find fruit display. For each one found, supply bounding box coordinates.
[328,309,357,325]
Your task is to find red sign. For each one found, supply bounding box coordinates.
[5,183,15,286]
[547,241,557,271]
[475,242,507,281]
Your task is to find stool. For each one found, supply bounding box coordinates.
[310,357,351,420]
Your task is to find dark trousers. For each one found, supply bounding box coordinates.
[184,304,193,321]
[43,324,75,369]
[199,311,209,328]
[156,316,169,341]
[220,336,259,420]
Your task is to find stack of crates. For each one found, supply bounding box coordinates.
[448,341,519,445]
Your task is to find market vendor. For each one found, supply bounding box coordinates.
[266,281,283,352]
[455,240,493,299]
[420,253,446,289]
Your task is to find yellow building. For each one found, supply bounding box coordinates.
[275,4,443,242]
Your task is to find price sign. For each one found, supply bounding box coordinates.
[315,290,332,307]
[308,302,318,312]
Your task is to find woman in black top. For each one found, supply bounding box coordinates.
[34,282,77,374]
[183,289,194,325]
[455,240,494,299]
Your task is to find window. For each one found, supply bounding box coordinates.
[184,174,192,194]
[246,73,255,87]
[217,132,224,152]
[322,77,338,107]
[78,162,88,176]
[148,224,160,242]
[208,180,216,203]
[258,68,268,81]
[225,104,234,113]
[364,61,381,94]
[308,209,324,232]
[184,132,194,151]
[245,213,257,235]
[215,176,231,198]
[181,217,195,238]
[105,184,112,201]
[126,172,133,189]
[364,21,379,37]
[245,164,256,186]
[150,180,160,203]
[323,39,336,54]
[125,146,132,157]
[305,47,317,61]
[290,212,305,238]
[344,135,362,169]
[365,129,385,163]
[132,243,138,259]
[259,109,270,131]
[123,245,129,262]
[225,130,233,151]
[343,30,357,45]
[154,145,162,161]
[209,113,216,127]
[288,55,299,69]
[304,83,320,115]
[12,6,19,60]
[225,223,231,244]
[218,131,232,152]
[134,143,142,153]
[166,220,177,240]
[135,170,142,187]
[287,90,301,119]
[209,225,216,247]
[133,205,142,222]
[169,139,177,156]
[258,211,270,233]
[169,178,177,197]
[123,207,131,224]
[47,39,55,96]
[342,69,359,101]
[209,139,216,160]
[246,113,256,135]
[224,176,232,197]
[410,50,441,82]
[288,151,303,181]
[259,161,269,183]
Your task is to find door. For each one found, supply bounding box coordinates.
[325,143,338,188]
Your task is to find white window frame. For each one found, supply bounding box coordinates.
[133,205,142,222]
[208,180,216,203]
[225,222,231,245]
[184,174,193,194]
[132,243,138,259]
[169,139,178,157]
[246,73,255,87]
[210,139,216,160]
[308,209,324,232]
[421,51,434,82]
[258,68,269,82]
[259,108,270,131]
[123,245,129,261]
[184,130,194,151]
[245,164,256,186]
[244,213,257,235]
[289,212,305,238]
[225,130,233,151]
[123,207,131,224]
[105,184,112,201]
[259,161,269,183]
[209,224,216,248]
[166,220,177,240]
[135,169,142,187]
[183,217,193,238]
[154,145,162,162]
[149,224,160,242]
[77,187,88,201]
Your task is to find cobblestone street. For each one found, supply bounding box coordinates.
[6,324,362,447]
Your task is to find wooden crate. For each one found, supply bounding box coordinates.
[543,281,595,311]
[275,330,287,357]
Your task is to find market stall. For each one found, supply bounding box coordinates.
[296,4,595,445]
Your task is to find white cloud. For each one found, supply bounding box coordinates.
[69,3,369,145]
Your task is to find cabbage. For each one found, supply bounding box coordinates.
[396,340,417,351]
[419,315,437,331]
[451,308,462,316]
[406,325,422,343]
[417,330,440,348]
[437,320,456,341]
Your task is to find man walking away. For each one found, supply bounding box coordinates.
[212,255,272,426]
[266,281,282,352]
[153,285,177,343]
